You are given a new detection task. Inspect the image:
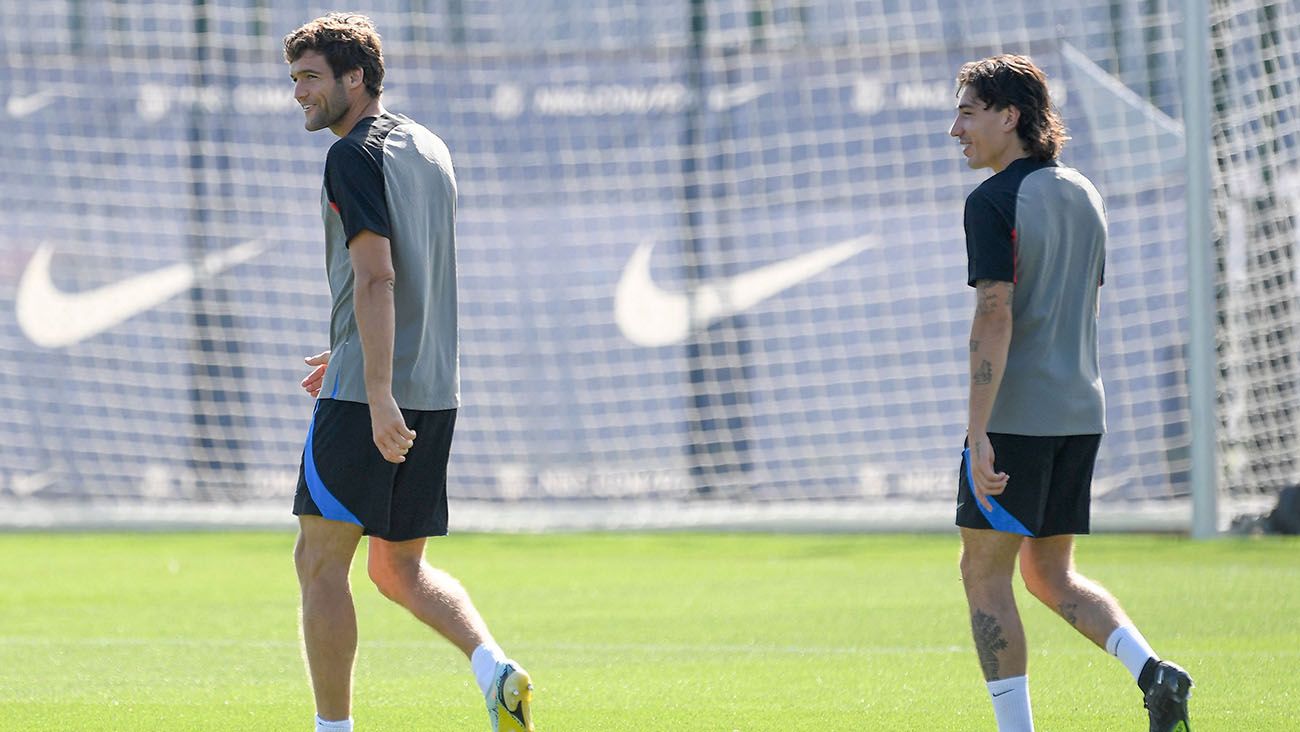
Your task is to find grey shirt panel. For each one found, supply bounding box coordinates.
[965,159,1106,436]
[318,112,461,411]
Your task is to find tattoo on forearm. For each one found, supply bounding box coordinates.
[971,610,1009,679]
[970,339,980,353]
[1059,602,1079,626]
[975,281,1013,315]
[973,360,993,385]
[976,283,998,314]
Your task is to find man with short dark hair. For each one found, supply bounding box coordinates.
[284,13,534,732]
[949,53,1192,732]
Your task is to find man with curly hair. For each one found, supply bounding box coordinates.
[949,54,1192,732]
[284,13,534,732]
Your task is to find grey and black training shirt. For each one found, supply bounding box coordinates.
[317,111,460,411]
[964,156,1106,436]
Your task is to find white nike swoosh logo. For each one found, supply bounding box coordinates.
[9,468,61,497]
[615,236,874,347]
[16,239,266,348]
[707,82,769,111]
[6,90,59,118]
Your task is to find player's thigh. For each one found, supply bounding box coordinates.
[1038,434,1102,537]
[957,433,1056,534]
[367,534,429,578]
[294,398,400,532]
[296,514,364,579]
[959,526,1025,581]
[380,408,456,542]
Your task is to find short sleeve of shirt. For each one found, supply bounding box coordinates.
[964,189,1015,287]
[324,138,392,244]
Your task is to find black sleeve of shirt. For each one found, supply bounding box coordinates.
[324,138,392,245]
[964,189,1015,287]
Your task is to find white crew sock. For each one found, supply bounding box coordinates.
[471,642,508,699]
[987,675,1034,732]
[315,714,352,732]
[1106,625,1159,683]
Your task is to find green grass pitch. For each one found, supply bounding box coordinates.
[0,531,1295,730]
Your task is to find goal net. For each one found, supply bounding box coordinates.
[1,0,1296,531]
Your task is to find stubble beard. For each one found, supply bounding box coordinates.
[305,82,350,132]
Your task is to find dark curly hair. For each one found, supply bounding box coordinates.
[956,54,1067,161]
[284,13,384,99]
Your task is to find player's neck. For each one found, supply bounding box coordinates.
[330,96,385,138]
[990,145,1030,174]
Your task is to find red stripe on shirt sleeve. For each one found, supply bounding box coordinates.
[1011,228,1018,284]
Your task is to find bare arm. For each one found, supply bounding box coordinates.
[967,279,1014,509]
[349,229,415,464]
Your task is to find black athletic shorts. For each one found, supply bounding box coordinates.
[955,433,1102,537]
[293,398,455,541]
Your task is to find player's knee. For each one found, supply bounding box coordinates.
[367,564,403,601]
[293,536,307,581]
[367,551,417,602]
[959,549,1012,586]
[958,550,981,582]
[294,538,348,588]
[1020,560,1068,604]
[292,535,315,585]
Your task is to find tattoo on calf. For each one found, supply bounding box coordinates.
[971,610,1010,679]
[970,339,980,353]
[973,359,993,385]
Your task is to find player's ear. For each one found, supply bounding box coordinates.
[1002,105,1020,131]
[345,68,363,91]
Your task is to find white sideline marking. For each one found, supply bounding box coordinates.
[2,638,1294,662]
[0,636,965,655]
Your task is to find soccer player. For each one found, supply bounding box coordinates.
[284,14,534,732]
[949,54,1192,732]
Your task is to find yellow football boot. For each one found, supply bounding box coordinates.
[487,662,534,732]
